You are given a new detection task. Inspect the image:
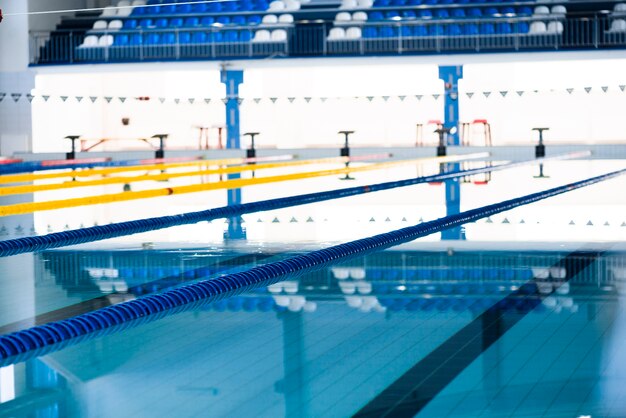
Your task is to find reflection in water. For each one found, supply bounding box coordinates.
[0,248,625,417]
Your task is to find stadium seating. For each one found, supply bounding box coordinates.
[37,0,601,63]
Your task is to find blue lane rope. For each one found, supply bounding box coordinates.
[0,158,181,175]
[0,165,622,366]
[0,152,589,258]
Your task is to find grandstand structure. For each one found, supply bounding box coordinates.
[24,0,626,64]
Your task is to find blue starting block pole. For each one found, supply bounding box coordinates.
[439,65,464,240]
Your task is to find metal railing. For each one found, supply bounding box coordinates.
[29,15,626,65]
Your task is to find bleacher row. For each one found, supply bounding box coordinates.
[81,0,575,50]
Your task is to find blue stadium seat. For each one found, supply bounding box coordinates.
[179,32,192,44]
[496,22,512,34]
[192,31,208,43]
[208,31,224,42]
[485,7,499,16]
[170,18,184,28]
[480,23,496,35]
[400,26,413,36]
[207,2,222,12]
[514,21,529,33]
[419,10,433,18]
[155,18,168,28]
[452,9,466,18]
[124,19,138,29]
[435,9,449,19]
[139,18,154,27]
[448,24,463,36]
[161,32,176,44]
[417,269,433,280]
[145,33,160,44]
[379,26,398,37]
[160,4,176,14]
[467,8,482,17]
[248,15,262,25]
[363,27,378,38]
[391,0,405,6]
[184,17,199,27]
[386,11,400,19]
[464,23,479,35]
[233,16,247,25]
[192,3,208,13]
[217,16,231,25]
[254,1,269,11]
[115,35,129,46]
[223,2,238,11]
[176,4,192,13]
[239,1,254,11]
[369,11,384,21]
[240,30,253,41]
[402,10,416,18]
[373,0,391,7]
[517,6,532,15]
[439,0,454,4]
[413,25,428,35]
[223,31,239,42]
[132,6,146,15]
[424,0,436,4]
[502,7,515,15]
[407,0,422,4]
[201,16,216,26]
[456,0,470,3]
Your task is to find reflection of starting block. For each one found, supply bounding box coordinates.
[75,134,169,159]
[195,125,225,150]
[460,119,492,147]
[415,120,443,147]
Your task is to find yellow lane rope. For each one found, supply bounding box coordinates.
[0,156,368,196]
[0,153,488,217]
[0,155,293,184]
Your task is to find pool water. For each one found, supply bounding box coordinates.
[0,158,624,418]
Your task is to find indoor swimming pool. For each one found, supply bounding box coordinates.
[0,155,624,418]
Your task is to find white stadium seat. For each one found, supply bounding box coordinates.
[98,35,114,47]
[278,14,294,23]
[346,27,362,39]
[615,3,626,12]
[108,20,123,30]
[352,12,368,21]
[271,29,288,41]
[551,5,567,15]
[93,20,108,30]
[335,12,352,22]
[547,21,564,34]
[533,6,550,15]
[610,19,626,32]
[101,6,117,17]
[253,29,271,42]
[529,21,548,34]
[262,14,279,24]
[340,0,358,9]
[328,27,346,40]
[269,1,286,11]
[80,35,100,47]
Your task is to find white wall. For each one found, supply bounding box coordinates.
[28,56,626,153]
[0,0,35,155]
